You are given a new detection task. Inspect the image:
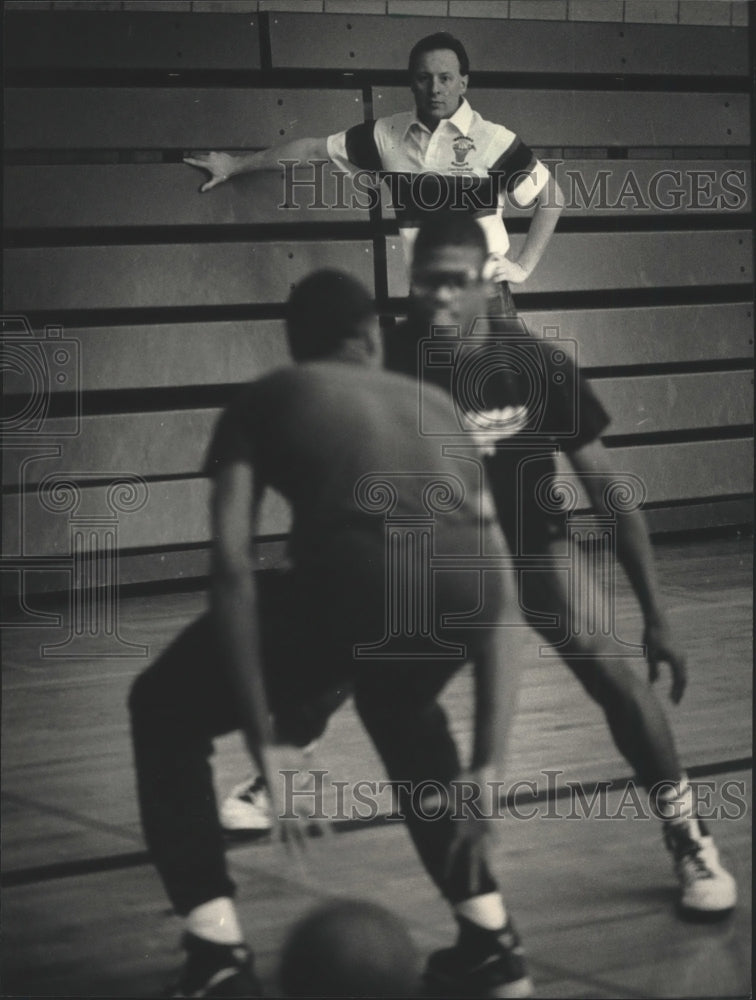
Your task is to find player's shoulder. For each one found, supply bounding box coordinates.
[224,365,303,413]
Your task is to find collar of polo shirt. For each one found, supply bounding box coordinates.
[404,97,474,139]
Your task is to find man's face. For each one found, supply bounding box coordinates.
[410,49,468,127]
[410,244,489,332]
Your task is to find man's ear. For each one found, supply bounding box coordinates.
[460,74,469,95]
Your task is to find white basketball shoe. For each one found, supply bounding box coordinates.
[665,819,737,916]
[220,776,273,832]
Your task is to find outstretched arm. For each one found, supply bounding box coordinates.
[569,438,687,702]
[185,136,331,191]
[211,461,272,774]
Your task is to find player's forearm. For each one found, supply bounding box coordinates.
[514,175,564,278]
[212,569,273,773]
[227,137,330,176]
[471,629,521,772]
[613,508,667,626]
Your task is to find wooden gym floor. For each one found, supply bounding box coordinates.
[1,533,751,998]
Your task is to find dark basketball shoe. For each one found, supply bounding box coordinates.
[166,933,262,997]
[425,916,534,998]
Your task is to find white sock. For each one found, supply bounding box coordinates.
[186,897,244,945]
[454,893,508,931]
[656,775,697,829]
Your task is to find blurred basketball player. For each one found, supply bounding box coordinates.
[129,270,534,998]
[382,211,737,919]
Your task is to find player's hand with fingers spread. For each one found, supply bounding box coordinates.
[483,253,529,285]
[644,618,687,704]
[183,151,237,192]
[260,742,331,852]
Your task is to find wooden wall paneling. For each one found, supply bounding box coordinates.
[267,13,748,76]
[5,88,364,150]
[372,88,750,148]
[3,410,221,488]
[385,231,753,297]
[4,11,261,71]
[4,538,290,596]
[1,321,290,394]
[7,409,216,486]
[644,498,754,533]
[20,305,749,399]
[521,303,754,368]
[3,240,375,312]
[591,371,753,436]
[6,440,750,566]
[4,164,369,229]
[3,478,290,558]
[553,437,753,507]
[510,230,753,294]
[6,372,751,490]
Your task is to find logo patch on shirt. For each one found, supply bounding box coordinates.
[451,135,476,167]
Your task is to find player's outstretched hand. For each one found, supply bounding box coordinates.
[260,742,333,855]
[183,151,236,192]
[644,619,687,704]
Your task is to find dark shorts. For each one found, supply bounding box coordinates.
[244,563,507,742]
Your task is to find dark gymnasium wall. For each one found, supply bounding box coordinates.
[2,0,753,594]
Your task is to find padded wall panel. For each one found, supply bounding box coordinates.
[644,499,754,534]
[372,88,749,147]
[3,478,290,558]
[4,241,374,312]
[591,371,753,436]
[8,305,752,399]
[520,303,754,368]
[4,11,261,71]
[6,410,218,486]
[5,410,220,487]
[5,164,369,229]
[385,231,753,297]
[2,320,288,393]
[9,371,751,489]
[269,13,748,76]
[6,440,749,561]
[5,88,363,150]
[554,437,753,505]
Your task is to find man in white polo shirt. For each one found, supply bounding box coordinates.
[185,31,565,301]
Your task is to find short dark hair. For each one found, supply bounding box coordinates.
[412,212,487,270]
[408,32,470,77]
[286,270,375,362]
